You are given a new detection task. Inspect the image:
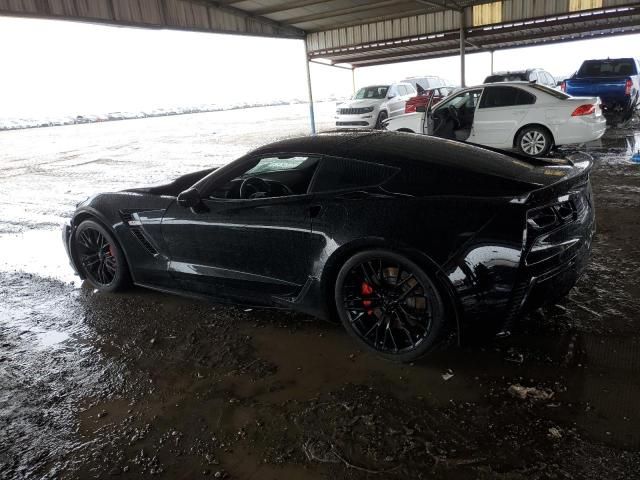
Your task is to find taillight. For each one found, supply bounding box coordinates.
[571,104,595,116]
[560,81,566,92]
[625,79,632,96]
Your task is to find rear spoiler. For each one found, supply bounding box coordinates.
[464,141,579,167]
[511,155,593,206]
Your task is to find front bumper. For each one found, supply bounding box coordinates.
[335,114,376,128]
[62,222,81,276]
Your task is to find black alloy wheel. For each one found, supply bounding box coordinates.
[335,250,445,362]
[375,110,388,129]
[75,220,130,292]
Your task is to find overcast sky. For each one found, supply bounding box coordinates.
[0,16,638,118]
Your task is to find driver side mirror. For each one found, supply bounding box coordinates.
[177,187,202,209]
[387,94,396,99]
[415,105,427,112]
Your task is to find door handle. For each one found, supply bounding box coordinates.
[309,205,323,218]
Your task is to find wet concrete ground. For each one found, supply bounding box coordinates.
[1,107,640,479]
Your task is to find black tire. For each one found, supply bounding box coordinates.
[516,126,552,157]
[334,249,446,362]
[74,219,131,292]
[374,110,388,130]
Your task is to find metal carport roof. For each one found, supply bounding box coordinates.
[1,1,638,67]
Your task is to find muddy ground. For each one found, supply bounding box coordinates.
[1,107,640,479]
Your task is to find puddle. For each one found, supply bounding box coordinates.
[35,329,70,348]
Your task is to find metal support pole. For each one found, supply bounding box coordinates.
[459,12,466,88]
[303,39,316,135]
[490,50,494,74]
[351,68,356,95]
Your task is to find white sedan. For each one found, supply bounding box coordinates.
[384,82,606,156]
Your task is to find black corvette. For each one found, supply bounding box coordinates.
[63,132,594,361]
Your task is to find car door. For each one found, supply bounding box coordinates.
[471,86,535,148]
[386,85,405,117]
[160,155,322,303]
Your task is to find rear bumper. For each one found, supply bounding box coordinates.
[510,188,595,318]
[555,115,606,145]
[512,227,593,315]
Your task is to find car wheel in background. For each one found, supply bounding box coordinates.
[74,219,130,292]
[334,249,446,362]
[516,126,552,157]
[375,111,388,129]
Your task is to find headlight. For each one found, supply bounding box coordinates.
[362,106,375,113]
[336,109,341,114]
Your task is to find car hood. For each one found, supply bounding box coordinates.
[337,99,382,109]
[124,168,217,196]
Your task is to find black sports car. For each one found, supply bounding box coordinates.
[63,132,595,361]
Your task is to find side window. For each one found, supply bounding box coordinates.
[397,85,407,96]
[208,155,320,200]
[311,157,398,193]
[388,85,398,97]
[529,71,539,82]
[405,84,417,95]
[542,72,553,86]
[479,86,536,108]
[438,89,482,111]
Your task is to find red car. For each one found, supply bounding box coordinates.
[404,87,455,113]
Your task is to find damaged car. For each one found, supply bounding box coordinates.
[385,82,606,156]
[63,132,595,361]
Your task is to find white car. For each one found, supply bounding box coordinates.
[335,83,417,129]
[384,82,607,156]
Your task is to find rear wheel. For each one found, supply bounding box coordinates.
[516,126,552,157]
[74,220,130,292]
[374,110,388,129]
[334,250,445,362]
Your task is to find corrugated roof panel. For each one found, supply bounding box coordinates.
[112,0,163,25]
[0,0,39,14]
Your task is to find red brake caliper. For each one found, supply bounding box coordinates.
[361,282,374,315]
[108,245,115,259]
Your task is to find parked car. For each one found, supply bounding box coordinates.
[404,87,455,113]
[335,83,417,129]
[485,69,558,90]
[384,82,606,156]
[561,58,640,125]
[62,132,594,361]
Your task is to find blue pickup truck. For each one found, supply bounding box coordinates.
[562,58,640,125]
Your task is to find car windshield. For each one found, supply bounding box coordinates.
[529,84,570,99]
[484,73,528,83]
[578,59,636,77]
[354,86,389,99]
[245,156,310,175]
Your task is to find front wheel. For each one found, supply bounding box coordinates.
[516,127,552,157]
[334,250,446,362]
[74,219,130,292]
[374,111,388,129]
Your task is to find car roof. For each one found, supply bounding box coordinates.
[470,81,534,88]
[489,70,533,75]
[249,131,547,183]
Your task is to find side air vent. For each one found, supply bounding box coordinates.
[120,211,134,223]
[130,227,159,256]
